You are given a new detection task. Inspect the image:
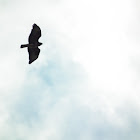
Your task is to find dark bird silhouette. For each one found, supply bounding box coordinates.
[21,24,42,64]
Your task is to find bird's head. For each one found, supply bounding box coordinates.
[38,42,42,46]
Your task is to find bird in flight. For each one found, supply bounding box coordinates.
[21,24,43,64]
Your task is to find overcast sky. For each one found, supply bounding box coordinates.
[1,0,140,139]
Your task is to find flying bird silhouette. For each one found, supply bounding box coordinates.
[21,24,42,64]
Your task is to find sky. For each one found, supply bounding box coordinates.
[1,0,140,139]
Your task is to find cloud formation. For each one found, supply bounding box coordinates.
[1,0,140,140]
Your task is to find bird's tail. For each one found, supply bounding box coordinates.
[21,44,28,48]
[20,44,35,48]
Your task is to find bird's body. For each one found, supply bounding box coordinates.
[21,24,42,64]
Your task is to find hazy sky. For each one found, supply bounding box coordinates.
[1,0,140,139]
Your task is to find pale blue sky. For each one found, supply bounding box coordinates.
[1,0,140,139]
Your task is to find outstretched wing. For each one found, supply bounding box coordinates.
[28,47,40,64]
[28,24,41,44]
[20,23,42,64]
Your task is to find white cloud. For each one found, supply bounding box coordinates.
[1,0,140,140]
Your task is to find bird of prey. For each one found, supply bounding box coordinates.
[21,24,43,64]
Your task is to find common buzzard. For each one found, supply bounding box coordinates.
[21,24,42,64]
